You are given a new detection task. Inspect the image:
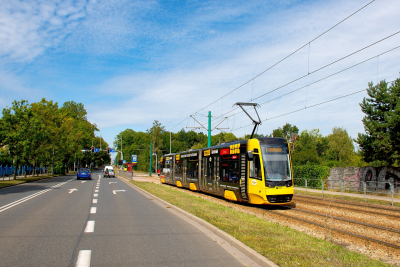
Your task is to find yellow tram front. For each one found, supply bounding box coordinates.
[246,137,293,204]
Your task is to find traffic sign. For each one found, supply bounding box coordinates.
[94,148,100,152]
[123,160,126,164]
[132,155,137,163]
[110,149,115,153]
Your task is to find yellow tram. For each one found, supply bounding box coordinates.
[160,137,293,205]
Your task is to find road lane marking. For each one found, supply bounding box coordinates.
[113,190,126,194]
[96,187,99,189]
[95,190,98,192]
[0,179,73,213]
[84,221,95,233]
[109,182,117,184]
[69,188,78,193]
[76,250,91,267]
[81,181,87,183]
[93,199,97,204]
[90,207,97,214]
[93,194,98,197]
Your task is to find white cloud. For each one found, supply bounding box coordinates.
[0,0,87,62]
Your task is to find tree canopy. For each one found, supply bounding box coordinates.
[357,79,400,166]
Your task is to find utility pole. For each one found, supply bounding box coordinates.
[169,121,171,154]
[52,147,54,175]
[149,142,152,177]
[100,135,102,151]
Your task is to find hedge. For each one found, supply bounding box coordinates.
[293,165,330,188]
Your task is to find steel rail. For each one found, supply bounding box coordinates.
[262,209,400,250]
[295,194,400,212]
[294,197,400,219]
[290,208,400,234]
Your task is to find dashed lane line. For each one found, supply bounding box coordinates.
[93,194,98,197]
[0,179,74,213]
[90,207,97,214]
[84,221,95,233]
[76,250,91,267]
[93,199,97,204]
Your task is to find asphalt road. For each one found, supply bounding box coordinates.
[0,170,250,267]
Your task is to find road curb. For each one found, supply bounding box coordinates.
[0,175,62,190]
[118,175,278,267]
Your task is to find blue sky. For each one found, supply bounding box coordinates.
[1,0,400,150]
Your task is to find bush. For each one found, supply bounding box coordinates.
[293,165,330,188]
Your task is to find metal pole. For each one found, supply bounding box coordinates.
[390,183,394,206]
[321,179,324,197]
[363,181,366,203]
[208,111,211,147]
[305,179,307,194]
[149,142,152,177]
[170,121,171,154]
[341,181,343,199]
[100,135,102,151]
[121,135,123,160]
[52,147,54,176]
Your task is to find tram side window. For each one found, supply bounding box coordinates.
[249,154,262,180]
[221,159,239,183]
[175,161,183,177]
[207,159,214,178]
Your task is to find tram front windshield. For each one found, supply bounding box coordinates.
[260,144,291,181]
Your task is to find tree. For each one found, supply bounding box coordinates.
[271,123,299,140]
[357,79,400,166]
[0,100,33,179]
[326,127,355,164]
[292,129,323,166]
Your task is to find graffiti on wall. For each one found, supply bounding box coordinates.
[328,166,400,192]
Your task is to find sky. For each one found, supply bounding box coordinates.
[1,0,400,151]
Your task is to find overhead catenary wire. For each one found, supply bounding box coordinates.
[171,0,379,131]
[209,42,400,123]
[191,0,376,116]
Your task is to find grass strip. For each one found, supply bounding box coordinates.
[132,181,390,267]
[0,175,58,188]
[295,189,400,208]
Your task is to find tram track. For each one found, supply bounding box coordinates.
[262,206,400,249]
[295,194,400,217]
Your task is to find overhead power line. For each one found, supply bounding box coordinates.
[172,0,377,131]
[212,45,400,123]
[192,0,377,115]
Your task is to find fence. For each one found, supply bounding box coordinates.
[0,165,48,180]
[294,178,399,206]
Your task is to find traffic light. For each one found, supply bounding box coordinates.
[91,147,94,153]
[107,147,110,154]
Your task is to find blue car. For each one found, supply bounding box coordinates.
[77,168,92,180]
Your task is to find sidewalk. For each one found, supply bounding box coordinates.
[116,170,160,184]
[295,187,400,204]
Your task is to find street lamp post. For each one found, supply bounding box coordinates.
[153,152,157,175]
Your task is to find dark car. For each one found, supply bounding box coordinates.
[77,168,92,180]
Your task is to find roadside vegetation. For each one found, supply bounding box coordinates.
[0,174,60,188]
[0,99,110,177]
[132,181,390,267]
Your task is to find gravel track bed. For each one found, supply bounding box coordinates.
[294,200,400,230]
[275,208,400,246]
[295,195,400,217]
[155,184,400,265]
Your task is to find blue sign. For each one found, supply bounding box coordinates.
[123,160,126,164]
[110,149,115,153]
[94,148,100,152]
[132,155,137,163]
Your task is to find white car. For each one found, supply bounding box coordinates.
[108,170,115,178]
[104,165,113,173]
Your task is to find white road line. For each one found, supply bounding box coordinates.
[96,187,99,189]
[93,199,97,204]
[84,221,95,233]
[93,194,98,197]
[76,250,91,267]
[90,207,97,214]
[0,179,73,213]
[95,190,98,193]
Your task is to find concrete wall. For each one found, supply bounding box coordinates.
[327,166,400,192]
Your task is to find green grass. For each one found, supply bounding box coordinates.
[295,189,400,208]
[132,181,391,267]
[0,175,59,188]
